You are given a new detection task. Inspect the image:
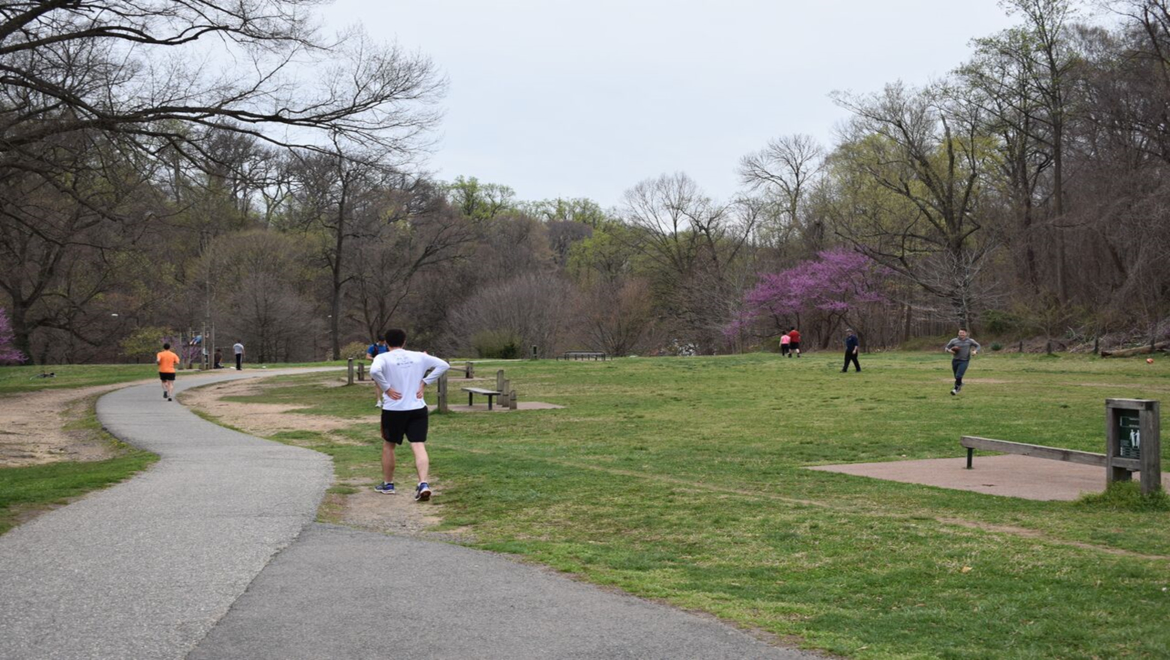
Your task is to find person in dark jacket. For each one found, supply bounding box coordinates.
[842,329,861,373]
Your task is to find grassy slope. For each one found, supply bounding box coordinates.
[204,353,1170,659]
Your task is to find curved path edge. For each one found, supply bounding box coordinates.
[0,369,336,660]
[2,368,825,660]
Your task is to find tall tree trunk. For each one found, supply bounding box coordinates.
[10,302,34,365]
[330,182,348,361]
[1052,119,1068,304]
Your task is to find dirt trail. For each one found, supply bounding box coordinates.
[180,379,357,437]
[0,383,148,468]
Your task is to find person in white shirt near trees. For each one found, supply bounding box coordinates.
[369,328,449,501]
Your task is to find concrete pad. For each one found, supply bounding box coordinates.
[808,455,1112,501]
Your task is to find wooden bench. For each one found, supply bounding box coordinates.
[960,436,1141,471]
[557,351,607,361]
[462,387,503,410]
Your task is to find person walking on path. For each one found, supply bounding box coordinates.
[367,337,389,361]
[369,329,449,501]
[157,342,180,401]
[842,329,861,372]
[945,329,981,395]
[787,327,802,357]
[779,332,791,357]
[233,341,244,371]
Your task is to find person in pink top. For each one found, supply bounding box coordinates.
[779,333,791,357]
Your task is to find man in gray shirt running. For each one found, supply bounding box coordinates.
[944,329,981,395]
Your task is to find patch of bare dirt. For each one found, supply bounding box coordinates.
[184,379,469,540]
[181,379,358,438]
[0,382,149,468]
[331,478,472,542]
[1077,382,1170,392]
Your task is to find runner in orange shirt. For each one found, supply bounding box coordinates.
[157,342,180,401]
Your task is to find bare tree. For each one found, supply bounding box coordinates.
[738,134,825,251]
[959,28,1053,291]
[0,130,162,359]
[0,1,445,362]
[347,182,478,341]
[621,173,760,350]
[0,2,445,164]
[281,147,394,358]
[830,82,999,328]
[447,273,577,358]
[997,0,1081,302]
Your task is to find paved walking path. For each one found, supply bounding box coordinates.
[0,370,333,659]
[0,370,818,660]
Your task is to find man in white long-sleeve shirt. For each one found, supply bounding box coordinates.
[369,329,450,500]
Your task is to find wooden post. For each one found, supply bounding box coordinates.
[1141,401,1162,496]
[437,374,449,413]
[499,379,511,408]
[466,361,474,379]
[496,369,505,393]
[508,388,518,410]
[347,358,354,386]
[357,361,365,381]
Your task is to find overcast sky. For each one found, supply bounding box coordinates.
[325,1,1019,209]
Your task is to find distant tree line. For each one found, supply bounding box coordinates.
[3,0,1168,364]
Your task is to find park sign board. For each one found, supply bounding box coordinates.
[1105,399,1161,495]
[1117,410,1141,459]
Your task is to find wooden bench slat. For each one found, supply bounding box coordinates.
[462,387,502,395]
[960,436,1109,467]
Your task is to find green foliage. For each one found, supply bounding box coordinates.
[982,310,1025,335]
[340,341,370,359]
[991,342,1004,351]
[118,326,177,360]
[522,197,610,228]
[471,330,521,359]
[1077,481,1170,512]
[443,176,516,220]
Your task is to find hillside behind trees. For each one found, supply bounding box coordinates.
[3,0,1168,364]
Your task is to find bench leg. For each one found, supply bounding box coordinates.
[966,447,973,470]
[468,392,473,407]
[487,396,493,411]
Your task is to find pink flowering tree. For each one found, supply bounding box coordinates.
[0,308,26,364]
[727,248,889,348]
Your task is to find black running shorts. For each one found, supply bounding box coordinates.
[380,407,428,445]
[159,372,176,381]
[790,342,801,351]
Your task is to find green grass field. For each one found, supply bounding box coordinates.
[200,351,1170,659]
[0,360,353,395]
